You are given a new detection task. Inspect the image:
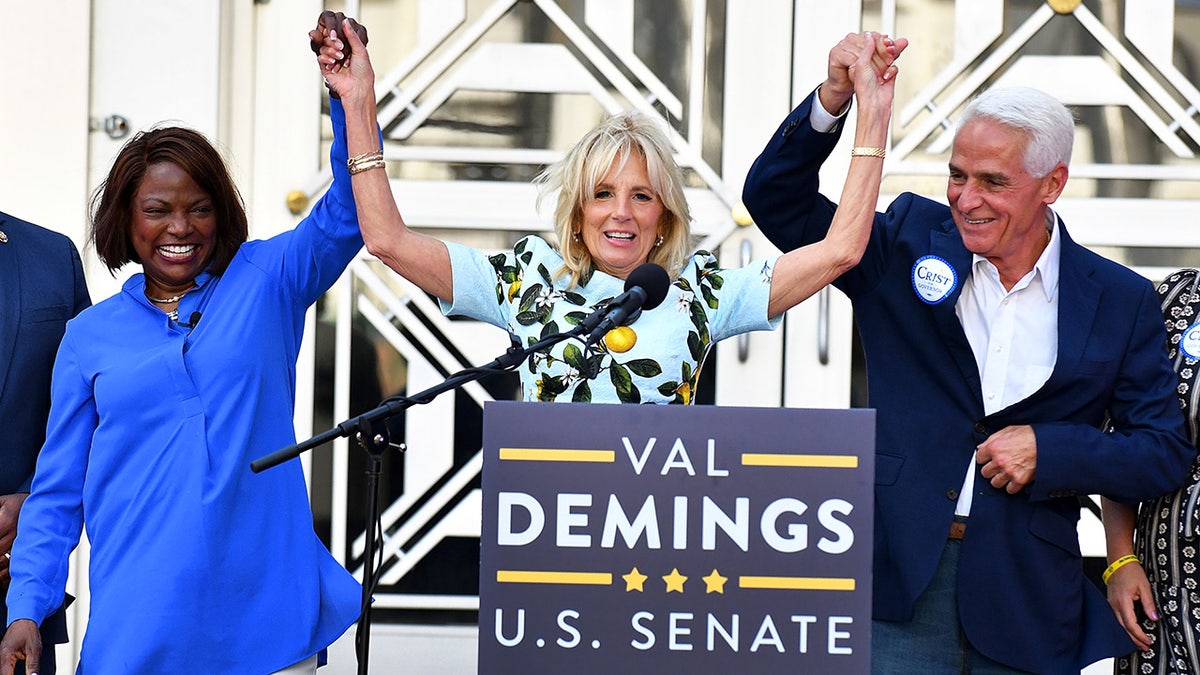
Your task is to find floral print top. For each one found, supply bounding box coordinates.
[441,235,780,404]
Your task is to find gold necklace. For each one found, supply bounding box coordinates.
[146,288,192,304]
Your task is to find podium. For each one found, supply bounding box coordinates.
[478,401,876,673]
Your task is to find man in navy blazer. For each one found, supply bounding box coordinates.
[0,211,90,675]
[742,33,1193,674]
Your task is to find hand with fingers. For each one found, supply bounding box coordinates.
[309,11,369,99]
[819,31,908,116]
[975,425,1038,494]
[1105,556,1156,652]
[848,31,900,114]
[0,620,41,675]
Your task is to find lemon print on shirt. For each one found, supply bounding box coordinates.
[604,326,637,353]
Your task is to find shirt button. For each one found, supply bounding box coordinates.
[946,489,959,500]
[987,392,996,400]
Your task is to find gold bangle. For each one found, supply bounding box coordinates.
[348,158,387,175]
[850,146,886,158]
[347,151,384,173]
[348,150,382,165]
[1102,554,1140,585]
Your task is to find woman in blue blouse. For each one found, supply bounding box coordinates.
[318,21,903,404]
[0,30,363,675]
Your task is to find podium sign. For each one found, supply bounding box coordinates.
[479,402,875,673]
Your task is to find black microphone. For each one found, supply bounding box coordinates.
[583,263,671,345]
[180,311,202,329]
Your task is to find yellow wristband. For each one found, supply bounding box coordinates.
[850,146,886,158]
[1102,554,1140,585]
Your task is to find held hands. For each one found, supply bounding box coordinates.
[975,425,1037,493]
[310,13,373,104]
[1106,559,1157,651]
[308,11,368,64]
[848,32,900,114]
[820,31,908,116]
[0,620,41,675]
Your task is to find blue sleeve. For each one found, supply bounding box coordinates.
[742,88,842,254]
[696,253,782,341]
[267,97,369,308]
[7,333,93,625]
[439,241,512,331]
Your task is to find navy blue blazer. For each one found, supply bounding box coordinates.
[742,92,1194,674]
[0,211,90,639]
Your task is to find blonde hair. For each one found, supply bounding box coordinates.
[536,110,692,287]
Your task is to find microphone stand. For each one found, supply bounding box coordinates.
[250,324,591,674]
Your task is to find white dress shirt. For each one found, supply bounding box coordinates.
[953,214,1061,515]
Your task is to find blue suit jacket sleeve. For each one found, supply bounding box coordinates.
[743,89,842,253]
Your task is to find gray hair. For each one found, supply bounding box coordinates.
[957,86,1075,178]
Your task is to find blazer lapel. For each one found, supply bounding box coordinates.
[928,222,983,397]
[0,214,20,401]
[994,222,1099,417]
[1044,226,1099,390]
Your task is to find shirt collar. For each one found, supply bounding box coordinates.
[970,209,1060,301]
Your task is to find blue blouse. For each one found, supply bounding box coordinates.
[6,101,363,673]
[442,235,780,403]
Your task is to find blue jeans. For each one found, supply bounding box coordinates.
[871,539,1031,674]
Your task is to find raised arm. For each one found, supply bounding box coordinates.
[765,32,901,317]
[316,17,456,303]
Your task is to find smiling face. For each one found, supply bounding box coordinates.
[130,161,218,298]
[578,151,664,280]
[947,117,1066,283]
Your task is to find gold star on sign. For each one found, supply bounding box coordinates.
[623,567,648,592]
[702,569,728,594]
[663,567,688,593]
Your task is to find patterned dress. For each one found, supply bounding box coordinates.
[441,235,779,404]
[1117,268,1200,675]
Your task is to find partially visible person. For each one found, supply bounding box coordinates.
[0,17,367,673]
[315,21,903,403]
[742,32,1194,674]
[1103,267,1200,675]
[0,210,90,675]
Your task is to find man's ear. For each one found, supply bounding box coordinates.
[1041,163,1069,205]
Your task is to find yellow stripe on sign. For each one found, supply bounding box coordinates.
[741,453,858,468]
[739,576,856,591]
[498,448,615,462]
[496,570,614,585]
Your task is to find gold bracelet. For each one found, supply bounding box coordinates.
[1102,554,1140,585]
[850,146,886,158]
[348,150,382,165]
[347,151,384,174]
[348,158,387,175]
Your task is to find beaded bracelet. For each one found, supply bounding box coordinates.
[1102,554,1140,585]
